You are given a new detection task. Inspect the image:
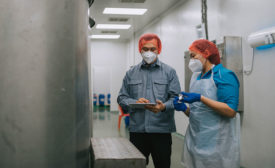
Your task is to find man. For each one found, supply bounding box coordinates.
[117,33,181,168]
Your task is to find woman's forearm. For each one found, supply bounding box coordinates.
[200,96,236,118]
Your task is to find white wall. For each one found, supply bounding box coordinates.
[90,40,127,111]
[127,0,275,167]
[93,66,110,96]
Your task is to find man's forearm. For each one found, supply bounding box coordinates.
[118,95,137,108]
[163,98,174,111]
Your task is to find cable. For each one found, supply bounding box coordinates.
[244,48,255,75]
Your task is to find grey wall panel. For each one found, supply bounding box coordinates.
[0,0,91,168]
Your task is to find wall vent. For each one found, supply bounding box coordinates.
[108,17,129,22]
[120,0,146,3]
[101,31,118,34]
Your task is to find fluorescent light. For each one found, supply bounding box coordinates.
[96,24,131,29]
[103,8,147,15]
[90,35,120,39]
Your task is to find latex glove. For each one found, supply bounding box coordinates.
[181,91,201,103]
[173,97,187,112]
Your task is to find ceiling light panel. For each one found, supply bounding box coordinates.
[90,35,120,39]
[96,24,131,29]
[103,8,147,15]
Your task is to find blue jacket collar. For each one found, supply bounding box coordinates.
[199,64,223,79]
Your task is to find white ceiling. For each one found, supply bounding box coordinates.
[89,0,184,40]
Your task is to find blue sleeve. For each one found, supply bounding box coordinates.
[213,69,240,111]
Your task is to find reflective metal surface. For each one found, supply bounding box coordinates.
[91,137,146,168]
[0,0,91,168]
[217,36,243,112]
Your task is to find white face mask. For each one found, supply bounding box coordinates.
[188,59,203,72]
[141,51,157,64]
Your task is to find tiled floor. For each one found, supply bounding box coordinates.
[92,106,184,168]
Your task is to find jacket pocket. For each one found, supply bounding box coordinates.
[129,110,145,126]
[150,111,171,127]
[129,80,143,99]
[153,79,168,101]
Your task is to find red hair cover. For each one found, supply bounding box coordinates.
[189,39,221,65]
[138,33,162,54]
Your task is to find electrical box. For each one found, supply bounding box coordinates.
[184,36,243,112]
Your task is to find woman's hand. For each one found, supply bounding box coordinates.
[173,97,187,112]
[181,91,201,103]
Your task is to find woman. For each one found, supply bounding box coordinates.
[173,39,240,168]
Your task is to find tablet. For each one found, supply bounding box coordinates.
[129,103,156,109]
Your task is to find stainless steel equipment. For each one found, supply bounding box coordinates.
[0,1,91,168]
[91,138,146,168]
[184,36,243,112]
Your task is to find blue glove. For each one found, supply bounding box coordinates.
[173,97,187,112]
[181,91,201,103]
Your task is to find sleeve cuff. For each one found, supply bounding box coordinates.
[119,98,137,109]
[163,101,173,112]
[127,99,137,105]
[227,103,238,112]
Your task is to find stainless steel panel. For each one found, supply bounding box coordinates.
[184,36,243,112]
[184,50,192,93]
[217,36,243,112]
[0,0,91,168]
[91,138,146,168]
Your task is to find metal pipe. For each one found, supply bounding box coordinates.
[201,0,209,40]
